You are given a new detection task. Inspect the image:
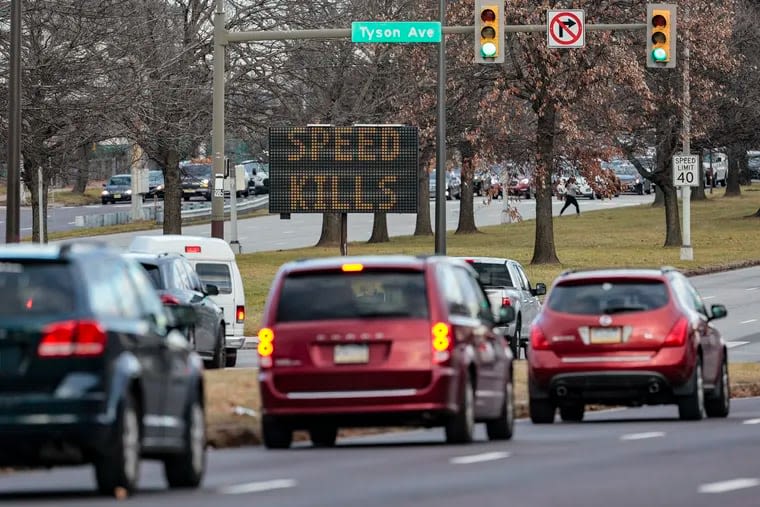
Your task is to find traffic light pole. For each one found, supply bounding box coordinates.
[680,6,693,261]
[211,0,226,240]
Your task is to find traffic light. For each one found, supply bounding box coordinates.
[475,0,504,64]
[646,3,677,68]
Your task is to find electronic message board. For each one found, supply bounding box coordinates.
[268,126,418,214]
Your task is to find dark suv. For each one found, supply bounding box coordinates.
[528,267,730,423]
[125,252,226,369]
[258,255,516,449]
[0,242,206,497]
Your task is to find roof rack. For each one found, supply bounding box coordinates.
[58,240,110,257]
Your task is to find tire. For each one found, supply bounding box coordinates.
[486,379,514,441]
[309,426,338,447]
[209,327,226,370]
[445,374,475,444]
[529,397,556,424]
[678,358,706,421]
[225,348,237,368]
[183,195,190,202]
[94,392,141,497]
[262,415,293,449]
[101,198,109,205]
[705,357,730,418]
[163,393,206,489]
[559,403,585,422]
[513,318,522,359]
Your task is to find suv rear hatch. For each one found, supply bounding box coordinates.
[268,268,434,393]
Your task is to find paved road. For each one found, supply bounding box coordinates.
[2,398,759,506]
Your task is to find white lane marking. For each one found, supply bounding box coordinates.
[698,478,760,494]
[620,431,665,441]
[743,418,760,425]
[726,341,750,349]
[745,287,760,292]
[450,451,510,465]
[740,319,758,324]
[702,296,716,300]
[219,478,297,495]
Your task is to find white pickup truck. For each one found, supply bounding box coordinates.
[703,151,728,187]
[459,257,547,359]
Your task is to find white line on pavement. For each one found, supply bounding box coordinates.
[218,478,297,495]
[620,432,665,441]
[743,418,760,425]
[450,451,510,465]
[740,319,758,324]
[726,341,750,349]
[745,287,759,292]
[698,478,760,494]
[702,296,716,300]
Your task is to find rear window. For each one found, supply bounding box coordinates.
[548,280,669,315]
[470,262,513,288]
[276,271,428,322]
[139,262,164,290]
[196,263,232,294]
[0,261,76,315]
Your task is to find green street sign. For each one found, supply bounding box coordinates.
[351,21,442,44]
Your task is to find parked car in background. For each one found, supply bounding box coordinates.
[145,169,165,199]
[748,151,760,180]
[458,257,546,358]
[506,175,532,199]
[605,159,651,195]
[258,255,516,448]
[101,173,133,204]
[239,160,270,195]
[429,170,461,200]
[703,151,728,187]
[528,267,730,424]
[125,252,227,369]
[0,242,206,496]
[474,171,504,199]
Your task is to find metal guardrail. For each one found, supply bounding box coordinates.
[74,196,269,228]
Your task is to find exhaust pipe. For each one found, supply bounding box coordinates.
[556,385,568,397]
[648,382,660,394]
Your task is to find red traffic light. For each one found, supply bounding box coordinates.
[481,8,496,23]
[652,14,667,28]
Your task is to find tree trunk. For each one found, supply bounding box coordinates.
[414,145,434,236]
[530,104,560,265]
[162,149,182,234]
[368,213,389,243]
[663,185,681,247]
[455,139,478,234]
[317,213,341,246]
[23,161,49,244]
[725,143,743,197]
[72,144,89,194]
[690,153,707,201]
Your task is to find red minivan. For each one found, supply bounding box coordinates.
[528,267,730,423]
[258,255,515,448]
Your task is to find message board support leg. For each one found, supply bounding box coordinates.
[340,213,348,256]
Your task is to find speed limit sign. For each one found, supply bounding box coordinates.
[673,154,699,187]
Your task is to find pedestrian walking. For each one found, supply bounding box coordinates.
[559,177,580,216]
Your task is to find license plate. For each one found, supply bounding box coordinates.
[334,344,369,364]
[590,327,622,344]
[183,188,194,193]
[114,193,121,199]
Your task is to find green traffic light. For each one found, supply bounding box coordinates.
[481,42,497,58]
[652,47,668,61]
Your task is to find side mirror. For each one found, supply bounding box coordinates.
[532,283,547,296]
[709,303,728,321]
[166,304,198,329]
[495,306,516,326]
[204,283,220,296]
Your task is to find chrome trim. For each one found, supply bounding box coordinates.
[286,389,417,399]
[561,355,653,363]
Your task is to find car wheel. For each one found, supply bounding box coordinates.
[559,403,585,422]
[94,392,141,497]
[678,357,706,421]
[510,318,521,359]
[101,198,109,205]
[486,379,514,441]
[262,415,293,449]
[208,327,226,370]
[183,195,190,202]
[309,426,338,447]
[445,374,475,444]
[163,393,206,489]
[705,356,730,418]
[225,348,237,367]
[529,396,556,424]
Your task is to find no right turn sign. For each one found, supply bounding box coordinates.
[673,154,699,187]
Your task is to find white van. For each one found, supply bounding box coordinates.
[225,166,249,198]
[128,235,246,366]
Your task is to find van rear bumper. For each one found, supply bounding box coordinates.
[225,335,246,349]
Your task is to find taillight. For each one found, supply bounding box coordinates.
[38,320,107,358]
[431,322,452,363]
[501,296,512,307]
[236,305,246,323]
[530,324,550,350]
[161,293,181,305]
[663,318,689,347]
[258,327,274,367]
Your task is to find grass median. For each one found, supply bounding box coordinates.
[204,186,760,447]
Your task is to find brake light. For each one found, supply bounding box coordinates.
[236,305,246,323]
[431,322,452,363]
[185,245,202,253]
[464,258,475,264]
[501,296,512,307]
[161,293,181,305]
[530,324,550,350]
[258,327,274,367]
[38,320,107,358]
[341,263,364,272]
[663,318,689,347]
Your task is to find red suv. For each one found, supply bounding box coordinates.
[528,267,730,423]
[258,255,516,448]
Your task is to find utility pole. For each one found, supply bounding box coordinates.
[5,0,21,244]
[211,0,226,239]
[680,5,693,261]
[435,0,447,254]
